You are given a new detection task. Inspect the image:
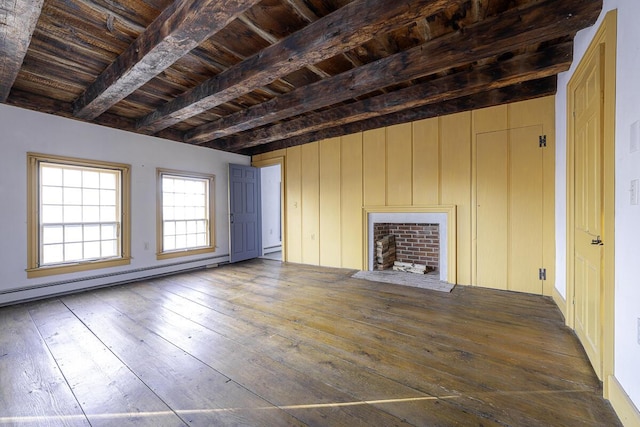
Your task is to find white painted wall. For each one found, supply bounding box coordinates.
[260,164,282,252]
[555,0,640,410]
[0,104,249,305]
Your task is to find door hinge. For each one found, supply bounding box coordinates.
[539,268,547,281]
[539,135,547,148]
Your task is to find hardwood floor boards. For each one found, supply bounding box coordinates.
[0,259,621,426]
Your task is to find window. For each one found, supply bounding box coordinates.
[27,153,131,278]
[157,169,215,259]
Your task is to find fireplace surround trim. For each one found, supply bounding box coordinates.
[363,205,457,284]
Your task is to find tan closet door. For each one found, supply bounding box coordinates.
[509,126,544,294]
[476,125,544,294]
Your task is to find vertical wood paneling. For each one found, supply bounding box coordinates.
[509,97,552,129]
[412,118,440,205]
[386,123,412,206]
[268,96,554,293]
[473,105,508,134]
[340,133,363,269]
[285,146,302,263]
[472,105,508,287]
[363,128,386,206]
[319,137,342,267]
[440,112,472,285]
[476,130,509,290]
[301,142,320,265]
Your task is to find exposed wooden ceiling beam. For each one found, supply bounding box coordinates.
[8,88,184,143]
[137,0,460,132]
[242,76,558,156]
[185,0,601,145]
[284,0,320,23]
[237,14,330,80]
[72,0,261,120]
[283,0,365,73]
[0,0,44,101]
[212,42,573,152]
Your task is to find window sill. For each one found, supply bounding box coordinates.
[156,247,215,260]
[26,257,132,278]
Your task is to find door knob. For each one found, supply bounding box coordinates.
[591,236,603,245]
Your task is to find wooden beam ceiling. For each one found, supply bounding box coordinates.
[72,0,262,120]
[136,0,460,133]
[2,0,603,155]
[0,0,44,101]
[185,0,600,145]
[211,42,573,152]
[7,88,185,143]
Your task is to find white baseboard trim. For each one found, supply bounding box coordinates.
[263,245,282,254]
[608,375,640,427]
[552,286,567,322]
[0,254,230,307]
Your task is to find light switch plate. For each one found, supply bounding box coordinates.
[631,120,640,153]
[632,180,639,205]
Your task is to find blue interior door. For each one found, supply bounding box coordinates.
[229,164,261,263]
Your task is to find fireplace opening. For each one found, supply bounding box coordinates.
[373,223,439,274]
[365,208,454,283]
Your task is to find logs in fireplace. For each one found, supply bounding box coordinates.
[374,223,439,274]
[375,235,396,270]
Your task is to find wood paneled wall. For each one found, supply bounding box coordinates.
[254,96,555,293]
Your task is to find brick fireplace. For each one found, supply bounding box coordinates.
[373,223,440,270]
[365,207,456,283]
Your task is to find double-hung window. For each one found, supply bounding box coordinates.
[27,153,131,277]
[157,169,215,259]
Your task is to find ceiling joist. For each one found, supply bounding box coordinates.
[136,0,461,133]
[185,0,601,145]
[72,0,262,120]
[0,0,44,101]
[212,42,574,152]
[3,0,603,155]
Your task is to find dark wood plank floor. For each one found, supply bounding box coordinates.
[0,259,621,426]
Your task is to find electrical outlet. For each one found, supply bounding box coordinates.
[631,180,639,205]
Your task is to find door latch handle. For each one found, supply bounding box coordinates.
[591,236,603,245]
[230,213,234,224]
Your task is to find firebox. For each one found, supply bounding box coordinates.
[373,223,439,272]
